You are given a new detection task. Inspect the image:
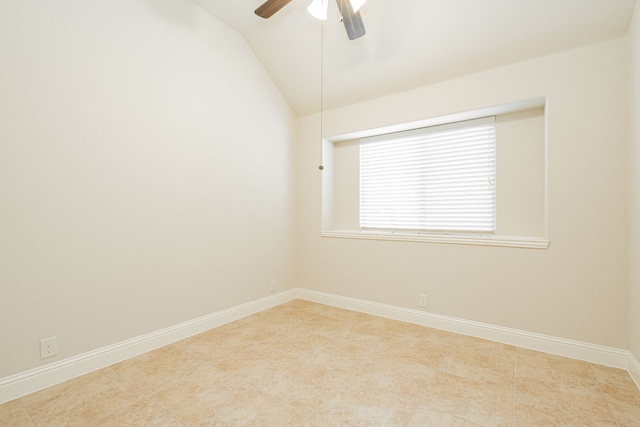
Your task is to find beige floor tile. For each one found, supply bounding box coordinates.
[321,305,368,322]
[110,344,205,396]
[372,340,444,379]
[422,371,514,427]
[212,342,294,383]
[212,315,290,347]
[407,403,484,427]
[513,403,618,426]
[268,298,333,318]
[5,300,639,426]
[513,400,618,426]
[589,365,640,426]
[378,341,449,373]
[334,313,409,349]
[354,356,436,400]
[337,328,397,351]
[592,363,639,389]
[233,308,306,333]
[514,375,618,426]
[260,329,332,356]
[303,383,416,426]
[295,312,356,338]
[255,299,329,321]
[151,374,305,426]
[252,361,332,411]
[606,398,640,426]
[516,348,599,388]
[0,399,33,427]
[93,398,184,426]
[439,338,516,385]
[609,397,640,425]
[600,379,640,407]
[304,336,374,373]
[513,348,622,426]
[20,368,143,426]
[454,335,518,365]
[389,322,460,348]
[179,327,257,361]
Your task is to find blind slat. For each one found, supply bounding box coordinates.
[360,117,496,233]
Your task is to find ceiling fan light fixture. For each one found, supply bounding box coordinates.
[307,0,329,20]
[349,0,366,13]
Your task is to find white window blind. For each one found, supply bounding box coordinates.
[359,117,496,233]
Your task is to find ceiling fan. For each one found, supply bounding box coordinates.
[254,0,366,40]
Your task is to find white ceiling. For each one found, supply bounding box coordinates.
[190,0,636,116]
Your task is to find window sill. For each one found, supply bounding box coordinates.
[321,230,549,249]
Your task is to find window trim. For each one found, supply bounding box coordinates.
[321,230,549,249]
[320,97,549,250]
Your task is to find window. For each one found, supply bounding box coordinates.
[359,117,496,234]
[321,100,548,248]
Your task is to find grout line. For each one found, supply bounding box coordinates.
[589,363,624,427]
[511,352,517,427]
[18,399,35,427]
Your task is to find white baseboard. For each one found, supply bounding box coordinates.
[0,290,297,404]
[294,288,633,371]
[2,288,638,404]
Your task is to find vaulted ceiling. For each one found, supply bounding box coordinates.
[190,0,636,116]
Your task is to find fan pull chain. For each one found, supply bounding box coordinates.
[318,16,325,171]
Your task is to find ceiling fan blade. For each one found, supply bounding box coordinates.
[255,0,292,18]
[335,0,365,40]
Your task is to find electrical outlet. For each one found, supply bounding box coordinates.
[40,336,58,359]
[419,294,428,308]
[269,280,276,292]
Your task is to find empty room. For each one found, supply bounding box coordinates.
[1,0,640,425]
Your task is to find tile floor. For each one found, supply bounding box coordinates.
[2,299,640,426]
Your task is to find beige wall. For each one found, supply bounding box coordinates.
[1,0,635,384]
[0,0,297,377]
[629,0,640,360]
[298,37,629,348]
